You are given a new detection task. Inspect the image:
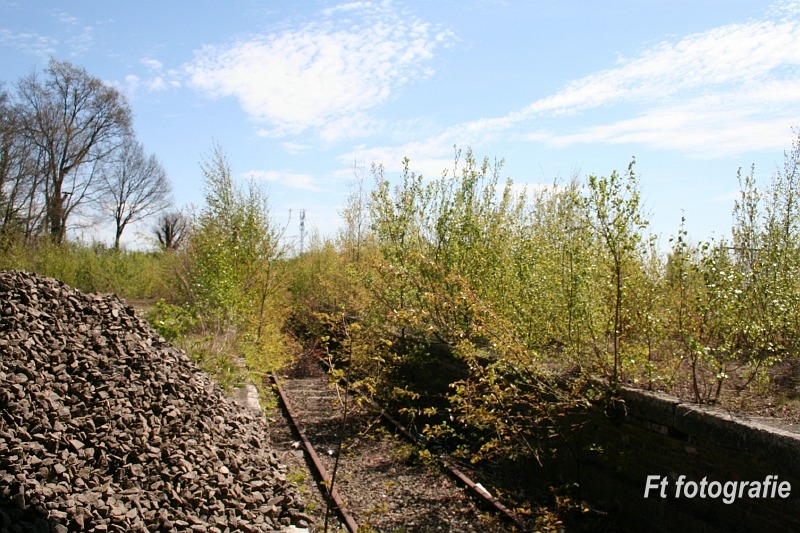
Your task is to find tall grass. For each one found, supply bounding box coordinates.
[0,238,171,299]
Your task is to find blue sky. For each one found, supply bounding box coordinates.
[2,1,800,250]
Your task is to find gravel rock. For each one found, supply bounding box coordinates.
[0,270,309,532]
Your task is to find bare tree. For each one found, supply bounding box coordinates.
[153,210,188,251]
[14,58,132,243]
[0,86,46,242]
[0,86,22,239]
[338,159,371,262]
[98,136,172,249]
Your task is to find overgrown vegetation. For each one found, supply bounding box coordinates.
[0,238,169,297]
[4,59,800,521]
[287,133,800,471]
[152,144,297,392]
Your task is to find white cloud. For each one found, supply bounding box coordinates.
[51,9,79,26]
[533,81,800,158]
[322,1,374,15]
[123,74,141,92]
[0,28,57,57]
[318,112,384,144]
[514,14,800,156]
[66,25,94,56]
[769,0,800,19]
[45,9,94,57]
[354,6,800,167]
[515,18,800,119]
[185,0,452,141]
[145,76,167,91]
[122,58,181,96]
[339,141,457,178]
[337,113,517,178]
[0,9,93,58]
[246,170,321,191]
[121,74,169,97]
[281,141,312,154]
[141,58,163,72]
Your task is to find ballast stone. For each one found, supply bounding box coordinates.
[0,269,310,532]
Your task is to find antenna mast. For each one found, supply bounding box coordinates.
[299,209,306,254]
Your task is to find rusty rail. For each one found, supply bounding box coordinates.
[270,372,359,533]
[317,358,529,531]
[364,393,528,530]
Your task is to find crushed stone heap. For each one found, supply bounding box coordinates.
[0,270,308,532]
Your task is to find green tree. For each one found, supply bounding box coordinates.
[516,177,601,362]
[186,143,285,332]
[165,143,293,386]
[584,160,649,387]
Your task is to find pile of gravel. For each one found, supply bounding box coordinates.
[0,270,309,532]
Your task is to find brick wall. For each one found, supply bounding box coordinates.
[554,387,800,532]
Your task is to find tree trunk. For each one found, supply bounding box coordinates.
[47,187,66,244]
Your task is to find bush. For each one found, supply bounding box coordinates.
[145,299,195,341]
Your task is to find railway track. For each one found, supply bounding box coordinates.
[266,356,526,532]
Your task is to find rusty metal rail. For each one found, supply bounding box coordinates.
[270,372,359,533]
[316,358,530,531]
[361,391,528,531]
